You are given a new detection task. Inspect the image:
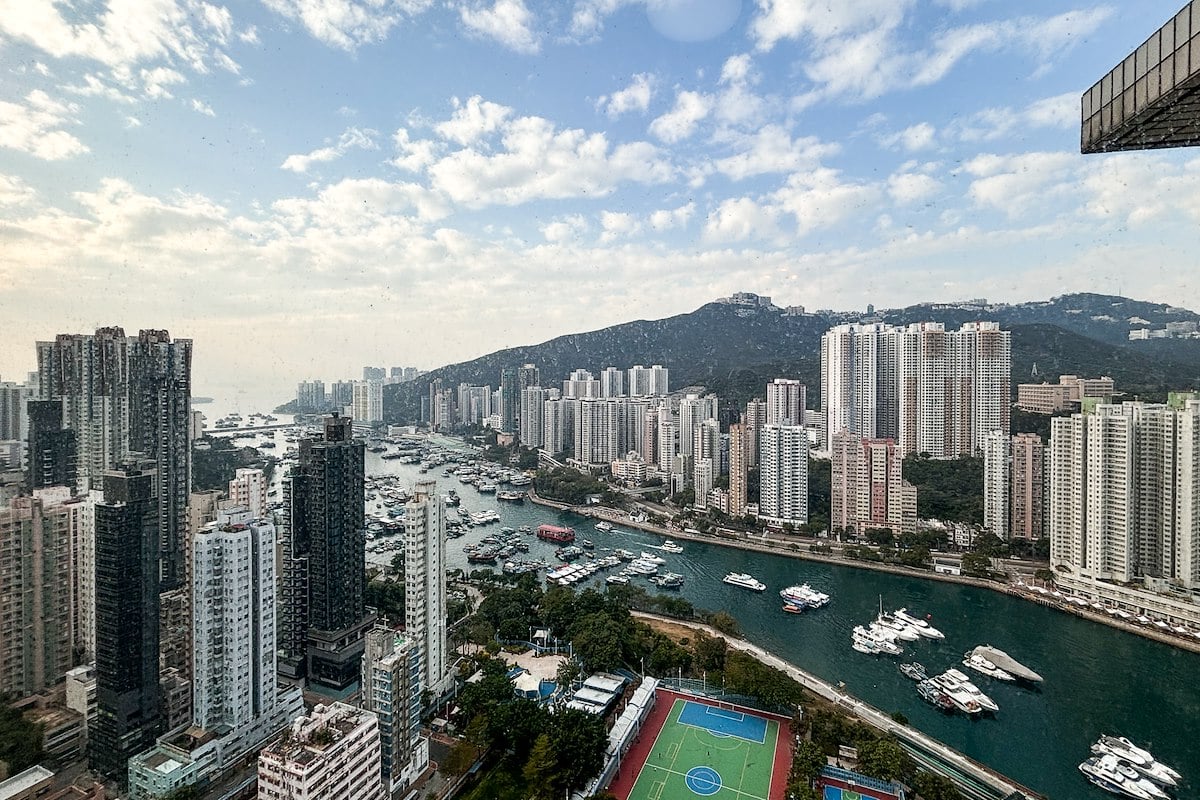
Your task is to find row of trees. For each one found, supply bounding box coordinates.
[533,467,623,506]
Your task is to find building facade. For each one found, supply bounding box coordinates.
[258,703,384,800]
[765,379,806,426]
[405,481,450,697]
[830,434,916,536]
[361,628,428,791]
[758,425,809,527]
[352,380,383,424]
[1010,433,1045,541]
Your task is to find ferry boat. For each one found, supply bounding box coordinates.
[723,572,765,591]
[536,524,576,543]
[595,521,614,532]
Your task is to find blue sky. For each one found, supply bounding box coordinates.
[2,0,1198,402]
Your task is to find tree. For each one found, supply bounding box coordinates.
[790,739,826,782]
[546,709,608,792]
[866,528,895,546]
[960,552,993,577]
[442,740,480,776]
[708,610,741,637]
[0,699,43,775]
[692,632,727,672]
[913,771,964,800]
[523,734,559,799]
[855,738,915,785]
[570,612,626,671]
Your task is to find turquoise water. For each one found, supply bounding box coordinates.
[352,451,1199,800]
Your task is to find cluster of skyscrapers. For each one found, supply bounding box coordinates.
[0,330,448,799]
[294,367,425,423]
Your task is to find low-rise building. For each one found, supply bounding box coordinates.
[258,703,383,800]
[1016,375,1114,414]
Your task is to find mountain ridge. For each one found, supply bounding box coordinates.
[382,293,1200,423]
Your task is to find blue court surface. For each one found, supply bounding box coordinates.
[677,699,769,744]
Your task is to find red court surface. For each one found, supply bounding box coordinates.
[606,688,793,800]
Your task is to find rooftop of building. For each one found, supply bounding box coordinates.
[0,766,54,800]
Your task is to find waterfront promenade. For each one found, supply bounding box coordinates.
[631,611,1044,800]
[529,488,1200,654]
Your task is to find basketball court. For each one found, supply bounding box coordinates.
[620,693,788,800]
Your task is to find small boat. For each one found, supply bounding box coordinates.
[655,572,684,589]
[899,662,928,681]
[639,551,666,564]
[580,539,595,549]
[723,572,766,591]
[659,540,684,553]
[595,521,614,532]
[782,603,805,614]
[606,574,629,585]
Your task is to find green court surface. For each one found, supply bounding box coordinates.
[627,698,781,800]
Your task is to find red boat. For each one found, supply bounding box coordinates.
[537,524,576,543]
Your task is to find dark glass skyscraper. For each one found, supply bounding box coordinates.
[282,414,373,690]
[89,462,161,782]
[25,399,77,490]
[499,367,518,434]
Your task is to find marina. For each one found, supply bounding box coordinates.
[206,423,1200,800]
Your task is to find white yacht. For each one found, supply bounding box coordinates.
[780,584,830,608]
[941,668,999,713]
[595,521,613,532]
[852,625,903,656]
[1079,755,1162,800]
[875,612,921,641]
[1092,737,1182,789]
[931,671,983,715]
[639,551,666,564]
[659,540,684,553]
[723,572,766,592]
[962,652,1015,682]
[894,608,946,639]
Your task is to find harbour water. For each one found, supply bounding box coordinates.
[201,411,1197,800]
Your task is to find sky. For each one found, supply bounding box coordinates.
[2,0,1200,404]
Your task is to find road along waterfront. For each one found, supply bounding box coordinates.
[342,449,1200,800]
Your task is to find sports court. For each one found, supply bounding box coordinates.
[611,690,790,800]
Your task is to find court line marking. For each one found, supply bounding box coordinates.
[637,760,768,800]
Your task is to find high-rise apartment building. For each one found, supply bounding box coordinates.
[90,462,162,781]
[692,419,721,505]
[329,380,354,409]
[352,380,384,424]
[405,481,450,696]
[744,400,767,467]
[821,321,1010,458]
[258,703,383,800]
[227,467,267,519]
[541,398,573,457]
[728,423,748,517]
[1010,433,1044,541]
[520,387,557,448]
[562,369,601,399]
[600,367,624,398]
[0,492,77,697]
[362,628,428,791]
[0,378,27,448]
[649,364,669,396]
[678,394,719,459]
[363,367,386,381]
[457,384,492,426]
[37,327,193,592]
[499,368,518,434]
[574,399,624,466]
[758,425,809,527]
[297,380,327,411]
[1050,396,1200,620]
[982,430,1010,539]
[830,434,917,536]
[765,379,806,426]
[283,415,373,690]
[25,399,77,489]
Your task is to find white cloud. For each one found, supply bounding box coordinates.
[191,99,216,116]
[141,67,186,99]
[598,73,655,118]
[428,111,674,207]
[648,202,695,231]
[964,151,1078,216]
[649,90,712,143]
[949,91,1080,142]
[599,210,639,242]
[238,25,260,43]
[63,74,138,104]
[0,90,89,161]
[750,0,911,53]
[262,0,434,50]
[126,116,143,128]
[458,0,540,54]
[712,125,838,181]
[770,168,879,235]
[0,174,37,207]
[281,127,379,173]
[887,171,940,205]
[879,122,937,152]
[703,196,779,242]
[541,214,589,242]
[391,128,440,172]
[568,0,639,38]
[436,96,513,145]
